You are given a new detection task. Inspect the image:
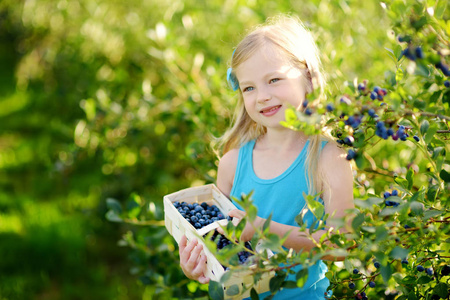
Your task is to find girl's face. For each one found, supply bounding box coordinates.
[235,46,310,130]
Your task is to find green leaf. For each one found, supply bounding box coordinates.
[351,212,365,232]
[304,193,324,220]
[423,209,442,220]
[106,198,122,214]
[395,67,404,83]
[389,246,409,260]
[208,281,224,300]
[263,214,273,233]
[417,276,432,284]
[426,185,439,202]
[410,202,424,216]
[220,270,233,284]
[407,291,418,300]
[434,282,449,298]
[424,125,438,144]
[269,273,286,293]
[105,210,123,222]
[406,168,414,190]
[440,169,450,182]
[250,288,259,300]
[282,281,298,289]
[380,264,393,283]
[296,268,309,288]
[375,226,388,242]
[225,284,240,296]
[420,119,429,136]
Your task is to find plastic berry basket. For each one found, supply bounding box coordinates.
[163,184,273,299]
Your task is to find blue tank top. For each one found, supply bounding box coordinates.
[230,139,329,299]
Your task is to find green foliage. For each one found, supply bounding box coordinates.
[0,0,448,299]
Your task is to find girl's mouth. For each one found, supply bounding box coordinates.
[260,105,281,116]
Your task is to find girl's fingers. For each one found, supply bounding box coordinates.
[191,250,208,278]
[228,209,245,219]
[180,238,198,264]
[185,243,203,270]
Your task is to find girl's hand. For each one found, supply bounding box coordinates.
[223,209,266,242]
[179,235,210,284]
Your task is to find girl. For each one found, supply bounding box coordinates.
[179,15,354,299]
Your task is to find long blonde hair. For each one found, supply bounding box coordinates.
[217,14,333,197]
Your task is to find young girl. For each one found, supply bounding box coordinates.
[179,15,354,299]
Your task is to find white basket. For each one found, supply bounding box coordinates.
[164,184,274,299]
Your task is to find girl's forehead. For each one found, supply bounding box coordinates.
[236,46,293,74]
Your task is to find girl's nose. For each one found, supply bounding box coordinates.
[256,86,271,103]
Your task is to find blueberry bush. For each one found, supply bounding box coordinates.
[1,0,448,299]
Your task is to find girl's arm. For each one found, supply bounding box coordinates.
[216,148,239,197]
[227,142,354,260]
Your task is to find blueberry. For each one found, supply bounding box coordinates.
[190,216,198,223]
[426,268,434,276]
[417,265,425,272]
[445,80,450,88]
[373,86,380,94]
[392,189,398,196]
[194,205,203,212]
[385,200,393,206]
[217,213,224,219]
[441,265,450,276]
[304,108,313,116]
[369,281,376,288]
[344,136,354,145]
[404,224,411,229]
[401,258,408,264]
[383,192,391,199]
[415,47,424,59]
[353,268,359,274]
[349,282,356,289]
[374,261,381,269]
[302,100,309,108]
[387,128,394,136]
[436,61,450,76]
[346,149,357,161]
[326,103,334,112]
[358,83,366,91]
[370,91,378,100]
[413,135,420,142]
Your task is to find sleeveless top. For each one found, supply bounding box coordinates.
[229,139,329,299]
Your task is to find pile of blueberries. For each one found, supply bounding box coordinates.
[173,200,254,266]
[207,230,254,267]
[173,201,228,229]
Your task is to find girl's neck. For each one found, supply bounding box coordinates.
[256,129,308,151]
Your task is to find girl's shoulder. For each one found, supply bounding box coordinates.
[319,140,351,171]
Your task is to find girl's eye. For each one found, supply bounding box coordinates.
[242,86,254,92]
[270,78,280,84]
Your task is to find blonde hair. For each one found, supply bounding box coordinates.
[217,14,333,197]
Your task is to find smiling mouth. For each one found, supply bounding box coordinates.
[260,105,281,114]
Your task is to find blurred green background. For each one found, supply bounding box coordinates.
[0,0,408,299]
